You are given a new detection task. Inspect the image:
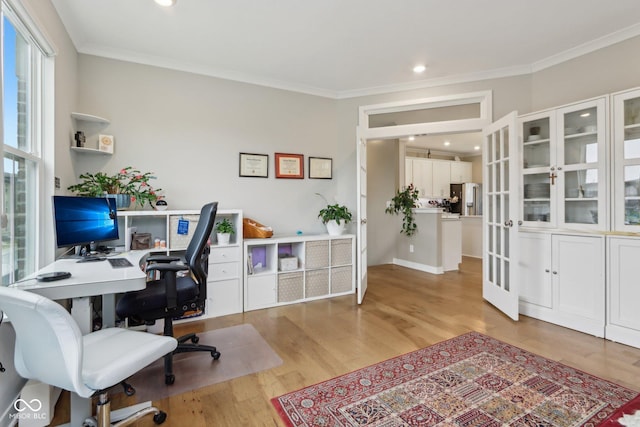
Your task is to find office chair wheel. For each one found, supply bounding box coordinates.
[191,336,199,344]
[82,417,98,427]
[165,374,175,385]
[121,380,136,396]
[153,411,167,424]
[212,351,221,360]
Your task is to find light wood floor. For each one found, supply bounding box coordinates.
[52,258,640,426]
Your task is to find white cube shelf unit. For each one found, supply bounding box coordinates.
[244,234,356,311]
[117,208,243,320]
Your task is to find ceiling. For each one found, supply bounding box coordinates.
[51,0,640,100]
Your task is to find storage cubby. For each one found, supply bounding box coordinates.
[244,234,355,311]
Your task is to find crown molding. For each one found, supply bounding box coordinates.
[76,22,640,100]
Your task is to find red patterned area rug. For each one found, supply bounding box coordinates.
[272,332,639,427]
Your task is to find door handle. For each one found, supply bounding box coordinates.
[503,220,513,227]
[360,218,367,224]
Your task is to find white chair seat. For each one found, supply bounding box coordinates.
[82,328,176,395]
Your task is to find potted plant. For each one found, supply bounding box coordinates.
[385,184,420,236]
[215,218,235,245]
[318,203,353,236]
[67,166,162,209]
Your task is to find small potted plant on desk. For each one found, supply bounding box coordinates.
[215,218,235,245]
[318,203,353,236]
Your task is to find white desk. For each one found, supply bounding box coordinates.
[13,251,148,334]
[11,250,149,427]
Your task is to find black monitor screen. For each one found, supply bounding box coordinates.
[53,196,119,248]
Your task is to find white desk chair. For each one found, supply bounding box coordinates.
[0,286,177,427]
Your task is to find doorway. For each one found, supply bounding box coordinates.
[356,92,493,303]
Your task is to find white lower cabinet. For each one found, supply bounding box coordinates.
[606,236,640,348]
[244,234,355,311]
[206,245,243,317]
[518,232,605,337]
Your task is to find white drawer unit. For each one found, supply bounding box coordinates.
[244,234,355,311]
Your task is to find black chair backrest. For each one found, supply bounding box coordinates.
[185,202,218,286]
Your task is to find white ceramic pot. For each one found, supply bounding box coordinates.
[325,220,346,236]
[217,232,231,245]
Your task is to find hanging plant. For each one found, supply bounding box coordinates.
[385,184,420,236]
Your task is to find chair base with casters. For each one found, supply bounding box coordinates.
[161,312,221,385]
[0,286,178,427]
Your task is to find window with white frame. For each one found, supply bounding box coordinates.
[1,1,51,284]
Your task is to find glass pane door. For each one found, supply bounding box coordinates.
[521,112,555,228]
[483,112,519,321]
[557,100,606,230]
[613,91,640,230]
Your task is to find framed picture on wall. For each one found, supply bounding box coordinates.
[308,157,332,179]
[275,153,304,179]
[239,153,269,178]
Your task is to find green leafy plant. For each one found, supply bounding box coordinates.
[385,184,420,236]
[318,204,353,225]
[67,166,162,208]
[215,218,235,234]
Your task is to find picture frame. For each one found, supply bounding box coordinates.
[275,153,304,179]
[239,152,269,178]
[98,134,114,153]
[308,157,332,179]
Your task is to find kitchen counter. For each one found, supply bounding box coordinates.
[392,208,462,274]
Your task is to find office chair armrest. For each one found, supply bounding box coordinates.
[146,263,189,273]
[146,254,182,264]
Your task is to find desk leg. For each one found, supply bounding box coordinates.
[71,297,92,335]
[102,294,116,328]
[70,392,92,427]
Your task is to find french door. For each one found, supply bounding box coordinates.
[483,112,520,320]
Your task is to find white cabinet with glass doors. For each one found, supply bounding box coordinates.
[612,88,640,231]
[519,97,608,231]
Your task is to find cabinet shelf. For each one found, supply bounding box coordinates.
[523,139,550,146]
[564,131,597,140]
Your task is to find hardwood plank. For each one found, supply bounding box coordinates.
[50,258,640,426]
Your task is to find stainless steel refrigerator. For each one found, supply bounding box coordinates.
[450,183,482,216]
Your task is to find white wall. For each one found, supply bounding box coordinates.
[73,55,348,236]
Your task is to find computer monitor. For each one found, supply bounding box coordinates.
[53,196,119,251]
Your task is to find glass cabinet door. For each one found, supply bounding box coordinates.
[556,98,607,230]
[519,98,606,231]
[520,112,555,227]
[613,89,640,231]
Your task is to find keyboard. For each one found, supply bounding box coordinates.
[108,258,134,268]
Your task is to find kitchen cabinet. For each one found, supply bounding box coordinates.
[450,161,472,183]
[405,158,471,198]
[519,97,608,231]
[244,234,355,311]
[517,232,604,337]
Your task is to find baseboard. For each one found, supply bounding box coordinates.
[393,258,443,275]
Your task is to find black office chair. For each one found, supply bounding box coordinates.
[116,202,221,385]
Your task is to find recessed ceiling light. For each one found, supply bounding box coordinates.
[413,65,426,73]
[444,141,451,146]
[155,0,176,6]
[408,136,415,141]
[474,146,480,150]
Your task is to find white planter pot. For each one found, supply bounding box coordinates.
[325,220,346,236]
[217,232,231,245]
